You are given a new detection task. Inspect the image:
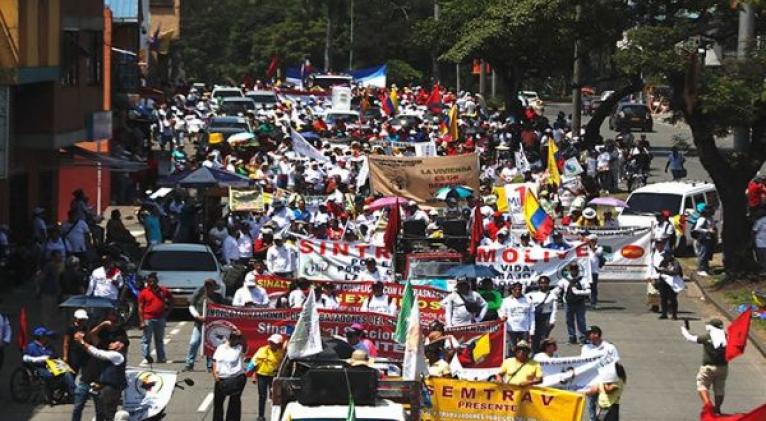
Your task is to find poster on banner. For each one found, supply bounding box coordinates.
[475,244,592,287]
[514,146,531,173]
[540,351,620,391]
[563,157,584,177]
[442,320,506,380]
[493,183,538,224]
[122,368,177,421]
[254,276,448,323]
[203,304,404,359]
[296,238,394,281]
[229,188,264,212]
[549,226,652,281]
[423,377,585,421]
[368,154,480,205]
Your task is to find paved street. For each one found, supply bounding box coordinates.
[2,278,764,421]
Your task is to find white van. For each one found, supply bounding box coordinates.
[618,181,722,252]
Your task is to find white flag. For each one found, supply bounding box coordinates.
[356,156,369,190]
[287,287,323,359]
[290,129,330,163]
[515,144,531,173]
[401,298,428,380]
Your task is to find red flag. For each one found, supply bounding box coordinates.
[383,202,401,253]
[266,55,279,78]
[17,306,28,350]
[469,205,484,256]
[426,84,442,113]
[701,402,766,421]
[726,308,752,361]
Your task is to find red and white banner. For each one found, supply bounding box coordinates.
[445,320,506,380]
[475,244,592,287]
[203,304,505,365]
[253,276,448,324]
[296,238,394,281]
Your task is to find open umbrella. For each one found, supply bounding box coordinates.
[588,197,629,208]
[366,196,408,211]
[445,264,501,279]
[159,166,251,188]
[435,185,474,200]
[59,295,116,309]
[227,132,256,145]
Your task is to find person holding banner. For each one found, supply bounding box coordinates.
[184,279,227,372]
[581,326,621,421]
[495,340,542,387]
[212,330,247,421]
[558,262,590,345]
[248,334,285,421]
[232,277,270,308]
[681,319,729,414]
[360,281,397,315]
[526,276,558,352]
[581,362,627,421]
[499,281,536,350]
[442,278,488,327]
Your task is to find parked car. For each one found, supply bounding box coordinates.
[137,243,226,307]
[210,86,244,109]
[208,116,252,140]
[618,181,722,254]
[609,103,653,132]
[219,97,256,116]
[246,90,279,108]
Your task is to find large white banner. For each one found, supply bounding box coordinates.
[539,350,620,391]
[296,238,394,281]
[122,367,177,421]
[475,244,592,287]
[560,226,651,281]
[290,129,330,163]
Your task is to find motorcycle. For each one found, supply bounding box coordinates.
[624,160,648,192]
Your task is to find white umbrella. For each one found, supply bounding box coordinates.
[227,132,256,144]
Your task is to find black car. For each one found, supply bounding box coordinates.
[609,103,653,132]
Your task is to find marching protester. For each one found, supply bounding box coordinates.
[585,234,605,309]
[62,309,90,376]
[74,331,129,421]
[232,277,270,307]
[360,281,397,315]
[212,330,247,421]
[495,340,543,387]
[185,279,228,372]
[534,338,559,361]
[442,278,488,327]
[558,262,590,344]
[651,247,684,320]
[581,362,627,421]
[526,276,558,352]
[681,319,728,415]
[477,278,503,321]
[581,326,621,421]
[498,281,536,350]
[692,205,717,277]
[138,272,173,364]
[248,334,285,421]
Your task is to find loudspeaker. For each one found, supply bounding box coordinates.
[403,220,426,237]
[298,366,379,406]
[442,219,467,237]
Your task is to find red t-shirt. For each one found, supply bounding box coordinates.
[747,181,765,208]
[138,286,172,320]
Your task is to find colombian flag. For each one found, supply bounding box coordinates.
[523,190,554,241]
[380,92,397,116]
[547,138,561,186]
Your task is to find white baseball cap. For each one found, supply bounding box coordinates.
[268,334,283,344]
[74,309,89,320]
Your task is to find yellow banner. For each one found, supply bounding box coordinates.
[423,377,584,421]
[46,358,74,376]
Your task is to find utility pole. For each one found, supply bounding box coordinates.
[432,1,440,82]
[348,0,354,71]
[456,64,460,92]
[734,2,755,152]
[491,69,496,98]
[479,60,486,97]
[324,4,331,72]
[571,3,583,137]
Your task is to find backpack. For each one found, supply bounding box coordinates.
[565,280,586,305]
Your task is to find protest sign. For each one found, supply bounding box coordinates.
[290,129,330,163]
[538,226,652,281]
[229,188,264,212]
[475,244,592,287]
[423,377,585,421]
[369,154,480,205]
[493,182,538,224]
[123,368,177,421]
[539,351,620,391]
[563,157,584,177]
[254,276,447,323]
[296,238,394,281]
[203,304,403,359]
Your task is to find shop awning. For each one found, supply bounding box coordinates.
[60,146,148,173]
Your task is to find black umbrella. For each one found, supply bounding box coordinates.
[59,295,116,309]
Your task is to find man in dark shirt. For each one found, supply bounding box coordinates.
[183,279,227,371]
[681,319,728,414]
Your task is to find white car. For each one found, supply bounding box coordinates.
[280,399,406,421]
[137,243,226,306]
[618,181,722,253]
[211,86,245,109]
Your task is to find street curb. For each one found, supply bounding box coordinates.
[689,272,766,359]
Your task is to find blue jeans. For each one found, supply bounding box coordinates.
[590,274,599,307]
[588,395,598,421]
[566,301,587,342]
[186,323,212,369]
[71,380,99,421]
[142,318,167,361]
[697,238,713,272]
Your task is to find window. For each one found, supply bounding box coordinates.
[692,194,705,209]
[684,196,694,212]
[60,31,79,86]
[141,251,218,271]
[623,193,682,215]
[84,31,102,86]
[705,191,720,210]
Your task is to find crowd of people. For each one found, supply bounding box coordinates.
[0,77,747,421]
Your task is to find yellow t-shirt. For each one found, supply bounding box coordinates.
[252,345,285,377]
[498,358,542,386]
[598,379,624,408]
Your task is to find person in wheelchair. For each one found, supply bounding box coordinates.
[22,326,76,399]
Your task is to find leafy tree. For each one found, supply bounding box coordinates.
[617,1,763,276]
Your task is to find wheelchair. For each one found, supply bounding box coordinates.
[9,363,69,405]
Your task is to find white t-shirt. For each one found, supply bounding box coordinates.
[87,267,123,300]
[441,291,487,327]
[232,285,269,307]
[361,294,397,315]
[62,220,90,253]
[236,235,253,259]
[525,288,559,325]
[213,343,244,378]
[498,295,536,334]
[266,245,293,273]
[288,289,306,308]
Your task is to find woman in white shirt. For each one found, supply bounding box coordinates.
[360,281,397,315]
[212,331,247,421]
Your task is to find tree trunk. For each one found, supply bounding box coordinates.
[324,6,332,72]
[717,182,758,274]
[582,75,643,149]
[496,65,523,120]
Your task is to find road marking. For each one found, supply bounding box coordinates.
[170,328,181,335]
[178,321,187,327]
[163,338,171,345]
[198,392,214,412]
